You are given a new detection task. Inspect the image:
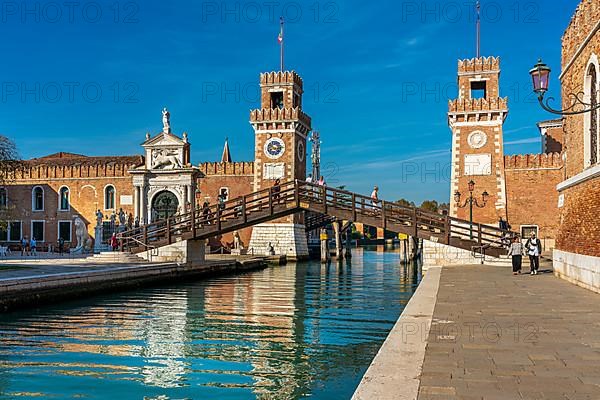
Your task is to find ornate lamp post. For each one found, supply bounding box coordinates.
[530,58,600,115]
[454,180,489,240]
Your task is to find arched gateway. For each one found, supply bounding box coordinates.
[151,191,179,221]
[129,109,199,224]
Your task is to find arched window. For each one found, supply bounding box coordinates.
[588,64,598,166]
[59,186,70,211]
[32,186,44,211]
[0,188,7,208]
[105,185,115,209]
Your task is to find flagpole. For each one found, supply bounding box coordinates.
[280,16,285,71]
[476,1,481,58]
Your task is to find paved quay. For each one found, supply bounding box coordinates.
[0,254,272,312]
[419,264,600,400]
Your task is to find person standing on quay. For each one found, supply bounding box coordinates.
[525,232,542,275]
[508,236,524,275]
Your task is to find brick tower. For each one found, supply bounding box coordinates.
[248,71,312,258]
[448,57,509,224]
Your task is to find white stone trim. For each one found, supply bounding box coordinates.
[557,163,600,191]
[31,186,45,212]
[58,220,72,243]
[58,185,71,212]
[30,220,45,242]
[104,184,116,210]
[553,249,600,294]
[583,53,599,169]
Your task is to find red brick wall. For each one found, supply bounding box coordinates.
[504,154,563,241]
[556,0,600,257]
[556,176,600,257]
[197,163,254,248]
[5,159,140,246]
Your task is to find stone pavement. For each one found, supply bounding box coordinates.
[418,263,600,400]
[0,254,136,280]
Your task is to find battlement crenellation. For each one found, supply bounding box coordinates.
[198,161,254,176]
[458,56,501,73]
[249,107,312,126]
[260,71,303,88]
[504,153,563,169]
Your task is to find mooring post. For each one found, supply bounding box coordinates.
[320,228,330,263]
[333,220,342,259]
[345,227,352,259]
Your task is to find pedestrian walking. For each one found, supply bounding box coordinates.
[507,236,524,275]
[370,186,379,213]
[58,237,65,255]
[110,233,119,252]
[30,237,37,256]
[525,232,542,275]
[21,236,29,256]
[272,178,281,203]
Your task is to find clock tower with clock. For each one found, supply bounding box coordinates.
[448,56,509,224]
[248,71,312,258]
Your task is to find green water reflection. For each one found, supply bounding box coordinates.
[0,247,420,399]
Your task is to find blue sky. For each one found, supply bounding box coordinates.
[0,0,579,203]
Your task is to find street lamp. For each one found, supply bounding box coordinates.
[530,58,600,115]
[454,180,489,240]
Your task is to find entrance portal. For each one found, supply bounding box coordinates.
[151,191,179,221]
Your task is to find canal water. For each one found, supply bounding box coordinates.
[0,247,421,399]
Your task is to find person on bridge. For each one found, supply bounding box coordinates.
[318,176,326,186]
[370,186,380,213]
[273,179,281,203]
[525,232,542,275]
[507,236,524,275]
[306,174,313,183]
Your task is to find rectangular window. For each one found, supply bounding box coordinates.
[58,221,72,242]
[470,81,487,99]
[520,225,539,239]
[0,226,7,241]
[32,221,45,242]
[9,221,21,241]
[271,92,284,109]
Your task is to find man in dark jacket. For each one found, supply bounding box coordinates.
[525,232,542,275]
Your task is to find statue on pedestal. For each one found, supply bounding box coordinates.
[95,209,103,227]
[109,211,116,230]
[162,107,171,133]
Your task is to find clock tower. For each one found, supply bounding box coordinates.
[248,71,312,258]
[448,57,509,224]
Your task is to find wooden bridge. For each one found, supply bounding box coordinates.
[119,180,512,257]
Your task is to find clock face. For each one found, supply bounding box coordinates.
[467,131,488,149]
[298,141,305,161]
[264,138,285,159]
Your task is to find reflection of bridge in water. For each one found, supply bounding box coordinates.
[120,181,513,259]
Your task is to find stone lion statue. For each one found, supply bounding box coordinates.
[152,149,182,170]
[71,217,93,254]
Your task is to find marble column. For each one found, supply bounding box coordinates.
[133,186,140,219]
[187,185,194,207]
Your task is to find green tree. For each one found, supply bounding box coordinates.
[0,136,21,229]
[420,200,440,213]
[396,198,416,208]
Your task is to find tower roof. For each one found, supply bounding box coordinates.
[221,138,232,163]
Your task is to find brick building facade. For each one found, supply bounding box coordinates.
[2,71,312,255]
[2,152,142,250]
[553,0,600,292]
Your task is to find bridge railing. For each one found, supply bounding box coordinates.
[119,179,514,253]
